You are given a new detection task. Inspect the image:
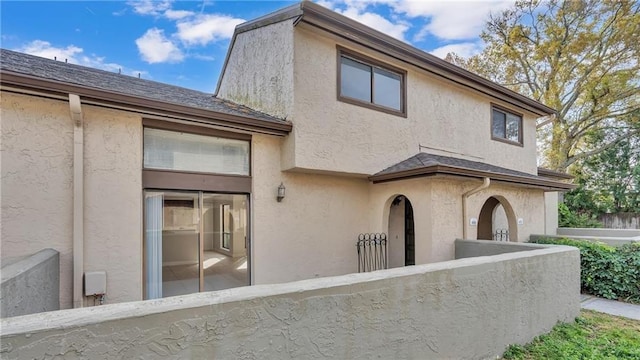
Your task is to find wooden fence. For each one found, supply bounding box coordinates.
[597,213,640,229]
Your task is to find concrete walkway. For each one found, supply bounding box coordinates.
[580,294,640,320]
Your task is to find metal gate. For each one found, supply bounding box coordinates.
[493,229,509,242]
[356,233,387,272]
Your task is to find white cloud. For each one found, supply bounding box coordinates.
[430,42,484,59]
[127,0,172,16]
[338,7,409,41]
[17,40,83,62]
[164,9,194,20]
[192,53,216,61]
[14,40,146,76]
[393,0,514,40]
[315,0,335,9]
[135,28,184,63]
[316,1,409,41]
[176,14,245,46]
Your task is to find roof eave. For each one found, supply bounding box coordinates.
[537,167,574,180]
[369,165,576,191]
[297,1,555,117]
[1,70,292,136]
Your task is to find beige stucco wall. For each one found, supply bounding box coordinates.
[366,177,546,264]
[367,178,434,264]
[464,181,546,243]
[1,92,142,308]
[82,105,142,305]
[387,196,405,268]
[0,243,580,359]
[493,204,509,234]
[251,134,370,284]
[288,24,539,176]
[217,20,295,120]
[2,93,74,309]
[545,192,559,235]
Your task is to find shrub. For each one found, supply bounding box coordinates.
[558,203,602,228]
[531,237,640,303]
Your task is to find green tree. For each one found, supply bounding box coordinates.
[452,0,640,172]
[565,130,640,215]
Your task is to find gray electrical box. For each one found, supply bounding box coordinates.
[84,271,106,296]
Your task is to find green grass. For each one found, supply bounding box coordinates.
[502,310,640,360]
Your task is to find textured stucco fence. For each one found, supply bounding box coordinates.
[531,227,640,247]
[1,249,59,318]
[0,241,579,359]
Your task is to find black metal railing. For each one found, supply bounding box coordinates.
[493,229,509,242]
[356,233,387,272]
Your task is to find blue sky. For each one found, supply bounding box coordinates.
[1,0,515,93]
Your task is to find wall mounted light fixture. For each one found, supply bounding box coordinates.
[277,183,286,202]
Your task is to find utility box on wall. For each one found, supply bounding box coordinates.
[84,271,106,296]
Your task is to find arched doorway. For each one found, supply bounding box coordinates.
[387,195,415,267]
[477,196,517,241]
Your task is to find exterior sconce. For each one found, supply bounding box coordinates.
[277,183,286,202]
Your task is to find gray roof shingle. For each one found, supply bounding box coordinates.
[0,49,285,124]
[374,153,539,178]
[372,153,574,190]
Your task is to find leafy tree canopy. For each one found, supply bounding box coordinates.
[565,132,640,215]
[449,0,640,172]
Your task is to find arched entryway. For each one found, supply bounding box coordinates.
[387,195,415,267]
[477,196,517,241]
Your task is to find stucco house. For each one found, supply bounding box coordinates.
[0,1,573,310]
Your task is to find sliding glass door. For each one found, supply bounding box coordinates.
[144,190,249,299]
[202,194,248,292]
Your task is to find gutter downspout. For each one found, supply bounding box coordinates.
[69,94,84,308]
[462,177,490,239]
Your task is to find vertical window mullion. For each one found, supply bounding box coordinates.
[370,66,375,104]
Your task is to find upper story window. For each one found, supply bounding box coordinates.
[143,127,250,176]
[491,105,523,145]
[337,47,406,116]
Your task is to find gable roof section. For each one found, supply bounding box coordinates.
[0,49,292,136]
[217,1,555,117]
[370,153,575,191]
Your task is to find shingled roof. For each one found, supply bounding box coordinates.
[369,153,574,191]
[0,49,291,135]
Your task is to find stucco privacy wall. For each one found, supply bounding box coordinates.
[530,234,640,248]
[0,244,580,359]
[251,134,369,284]
[289,24,539,176]
[455,238,554,259]
[1,92,74,309]
[217,19,295,120]
[1,92,143,308]
[1,249,59,318]
[557,227,640,238]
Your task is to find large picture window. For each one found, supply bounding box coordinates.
[338,47,406,116]
[144,127,250,175]
[491,106,523,145]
